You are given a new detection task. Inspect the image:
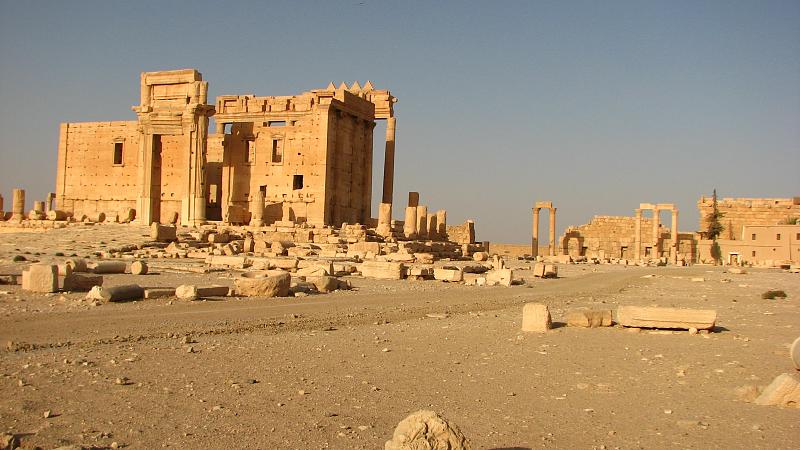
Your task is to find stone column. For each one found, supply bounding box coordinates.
[183,113,208,226]
[136,134,156,225]
[11,189,25,222]
[532,207,540,258]
[634,208,642,261]
[671,209,679,263]
[381,117,396,205]
[427,214,438,240]
[249,190,265,227]
[548,207,557,256]
[377,202,393,236]
[416,205,428,239]
[46,193,55,212]
[282,202,292,223]
[0,194,4,219]
[652,208,660,258]
[436,210,447,238]
[403,206,417,238]
[408,191,419,208]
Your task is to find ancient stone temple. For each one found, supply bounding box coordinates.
[54,69,397,227]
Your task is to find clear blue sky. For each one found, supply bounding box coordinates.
[1,0,798,243]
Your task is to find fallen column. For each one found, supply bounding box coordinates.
[617,306,716,330]
[89,261,128,274]
[89,284,145,302]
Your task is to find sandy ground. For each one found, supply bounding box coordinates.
[0,224,798,449]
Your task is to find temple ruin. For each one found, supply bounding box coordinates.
[53,69,400,228]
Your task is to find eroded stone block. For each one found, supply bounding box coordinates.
[522,303,551,332]
[22,264,58,293]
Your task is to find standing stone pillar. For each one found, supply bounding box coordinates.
[436,210,447,239]
[548,207,557,256]
[416,205,428,239]
[381,117,396,205]
[652,208,660,258]
[377,202,393,236]
[249,190,265,227]
[403,207,417,238]
[671,209,679,263]
[532,207,540,258]
[408,192,419,208]
[404,192,419,238]
[427,214,438,240]
[634,208,642,262]
[45,193,55,212]
[282,202,292,223]
[11,189,25,222]
[0,194,4,220]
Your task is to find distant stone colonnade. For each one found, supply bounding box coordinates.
[636,203,678,262]
[531,201,556,257]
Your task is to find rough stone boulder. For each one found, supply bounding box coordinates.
[235,271,291,297]
[385,410,471,450]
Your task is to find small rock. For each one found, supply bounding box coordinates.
[44,410,53,418]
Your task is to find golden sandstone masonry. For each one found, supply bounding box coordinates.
[55,69,398,228]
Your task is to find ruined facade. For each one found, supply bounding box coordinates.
[560,215,695,262]
[55,69,397,228]
[697,197,800,240]
[558,196,799,265]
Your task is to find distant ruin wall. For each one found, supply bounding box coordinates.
[562,216,655,259]
[697,196,800,240]
[446,221,475,244]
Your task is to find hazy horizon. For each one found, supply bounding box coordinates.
[1,1,798,244]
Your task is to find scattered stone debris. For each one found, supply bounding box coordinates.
[565,309,613,328]
[754,372,800,408]
[385,410,472,450]
[761,290,787,299]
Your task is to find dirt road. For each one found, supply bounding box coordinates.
[1,226,798,449]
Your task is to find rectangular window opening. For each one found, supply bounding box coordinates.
[272,139,283,163]
[293,174,304,190]
[223,123,233,134]
[113,142,124,165]
[776,234,781,241]
[265,121,286,127]
[259,185,267,197]
[751,233,756,240]
[752,251,756,257]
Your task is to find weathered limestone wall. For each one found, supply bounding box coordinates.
[697,197,800,240]
[55,121,140,217]
[214,88,375,227]
[561,216,657,259]
[325,91,375,226]
[445,221,475,244]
